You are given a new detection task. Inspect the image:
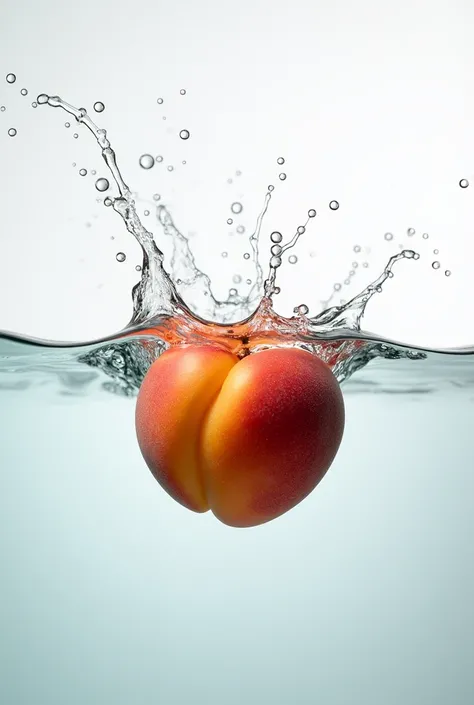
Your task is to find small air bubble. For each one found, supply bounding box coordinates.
[20,88,28,96]
[144,209,150,216]
[413,253,420,261]
[0,106,5,112]
[246,278,252,285]
[180,89,186,95]
[79,168,87,176]
[459,178,469,188]
[376,286,383,293]
[72,162,76,167]
[162,116,167,121]
[445,269,451,276]
[7,127,16,137]
[236,170,242,176]
[329,200,339,210]
[116,252,126,262]
[288,255,298,264]
[297,225,305,234]
[222,251,228,258]
[91,170,96,176]
[227,218,233,225]
[182,160,186,165]
[135,265,142,272]
[5,73,16,84]
[139,154,154,169]
[179,129,190,140]
[433,248,439,254]
[95,178,110,192]
[363,262,369,268]
[432,261,440,270]
[73,133,78,139]
[229,288,238,296]
[334,283,342,291]
[384,232,393,241]
[271,231,283,243]
[31,102,37,108]
[268,185,274,192]
[271,245,282,256]
[93,101,105,113]
[153,193,161,201]
[231,202,243,214]
[344,278,350,285]
[37,94,49,104]
[104,197,113,207]
[236,225,245,234]
[407,227,415,236]
[422,233,429,240]
[308,209,316,218]
[353,245,361,253]
[277,157,285,165]
[157,98,163,104]
[270,256,282,268]
[243,253,250,260]
[167,165,174,172]
[65,122,70,128]
[352,262,358,268]
[233,274,242,284]
[279,173,287,181]
[156,156,163,163]
[274,286,281,295]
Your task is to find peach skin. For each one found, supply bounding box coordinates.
[135,345,344,527]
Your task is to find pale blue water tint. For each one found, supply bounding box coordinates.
[1,92,474,705]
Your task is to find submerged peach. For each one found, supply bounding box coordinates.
[135,345,344,527]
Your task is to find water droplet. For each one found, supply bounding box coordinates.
[167,165,174,172]
[135,265,142,272]
[91,170,97,176]
[352,262,358,268]
[95,178,110,192]
[236,225,245,234]
[288,255,298,264]
[227,218,233,225]
[229,288,238,297]
[433,249,439,255]
[0,106,5,112]
[20,88,28,96]
[384,232,394,241]
[329,200,339,210]
[233,274,242,284]
[246,278,252,285]
[445,269,451,276]
[64,122,70,128]
[153,193,161,201]
[79,168,87,176]
[37,94,49,105]
[432,261,440,270]
[268,185,275,192]
[139,154,154,169]
[279,173,287,181]
[5,73,16,84]
[156,155,163,163]
[7,128,16,137]
[116,252,126,262]
[271,231,283,243]
[270,256,282,268]
[222,251,228,258]
[308,209,316,218]
[231,202,243,214]
[182,160,187,165]
[104,197,113,207]
[353,245,361,253]
[277,157,285,165]
[31,102,37,108]
[144,209,150,216]
[93,101,105,113]
[334,283,342,291]
[157,98,164,104]
[407,227,415,236]
[271,244,282,256]
[180,89,186,95]
[294,304,309,316]
[297,225,305,234]
[422,233,429,240]
[459,178,469,188]
[363,262,369,268]
[73,133,79,139]
[179,129,190,140]
[243,253,250,260]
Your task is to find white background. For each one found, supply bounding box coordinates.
[0,0,473,347]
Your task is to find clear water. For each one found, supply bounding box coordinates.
[1,87,474,705]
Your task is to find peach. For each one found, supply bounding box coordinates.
[135,345,344,527]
